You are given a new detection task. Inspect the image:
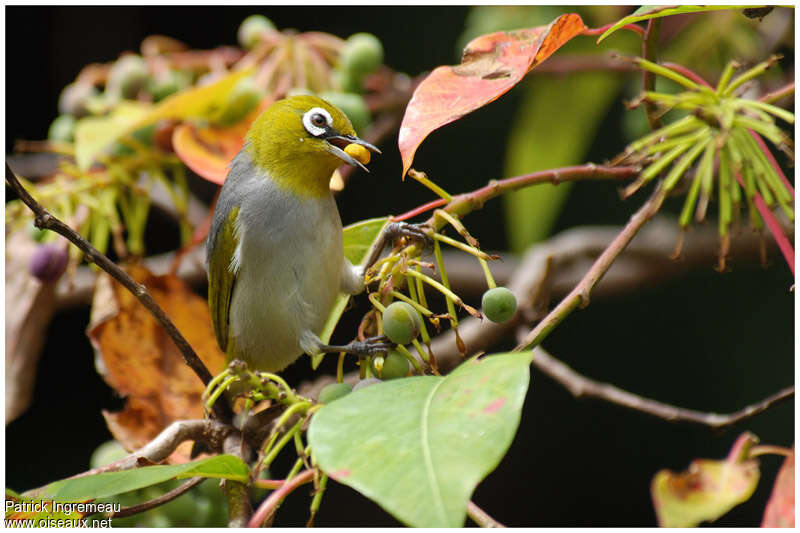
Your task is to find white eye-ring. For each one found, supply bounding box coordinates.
[302,107,333,137]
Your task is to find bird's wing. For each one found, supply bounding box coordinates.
[207,205,240,353]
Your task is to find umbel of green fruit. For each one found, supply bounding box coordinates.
[318,91,369,134]
[382,301,423,345]
[371,349,410,380]
[482,287,517,323]
[318,382,353,404]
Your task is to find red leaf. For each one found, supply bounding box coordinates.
[172,122,249,185]
[398,13,586,177]
[762,448,794,527]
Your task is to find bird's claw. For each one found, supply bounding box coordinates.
[348,335,393,359]
[385,221,432,250]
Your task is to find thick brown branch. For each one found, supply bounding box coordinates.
[5,162,233,423]
[111,477,205,519]
[531,346,794,429]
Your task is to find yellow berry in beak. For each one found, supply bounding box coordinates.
[344,143,371,165]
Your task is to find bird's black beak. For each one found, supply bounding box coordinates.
[324,133,381,172]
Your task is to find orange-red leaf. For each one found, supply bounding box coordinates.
[87,264,226,463]
[172,98,272,184]
[398,13,586,177]
[762,447,794,527]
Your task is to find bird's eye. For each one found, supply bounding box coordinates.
[311,113,327,127]
[302,107,333,137]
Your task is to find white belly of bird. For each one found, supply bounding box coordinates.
[229,192,343,371]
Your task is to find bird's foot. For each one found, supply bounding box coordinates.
[384,221,433,250]
[318,335,393,359]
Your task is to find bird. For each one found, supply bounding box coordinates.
[206,95,389,372]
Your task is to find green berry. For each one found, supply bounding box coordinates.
[318,382,353,404]
[238,15,276,49]
[331,68,362,93]
[58,82,97,117]
[318,91,369,134]
[341,33,384,80]
[482,287,517,323]
[382,301,423,345]
[107,55,150,99]
[371,349,409,380]
[48,114,76,143]
[90,440,127,469]
[147,69,191,102]
[353,377,382,391]
[214,77,263,126]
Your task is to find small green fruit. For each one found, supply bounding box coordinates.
[353,377,382,391]
[147,69,191,102]
[90,440,127,469]
[107,55,150,99]
[238,15,276,49]
[58,82,97,117]
[371,349,409,380]
[213,77,263,126]
[318,91,369,134]
[331,68,362,93]
[482,287,517,323]
[341,33,383,80]
[318,382,353,404]
[382,301,423,345]
[48,114,76,142]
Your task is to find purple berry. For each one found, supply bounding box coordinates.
[29,244,68,283]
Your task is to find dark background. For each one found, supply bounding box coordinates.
[5,6,794,527]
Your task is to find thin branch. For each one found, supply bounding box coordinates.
[583,22,646,38]
[421,164,640,228]
[641,18,663,130]
[111,477,205,519]
[531,346,794,429]
[5,161,233,423]
[248,469,315,527]
[661,61,713,89]
[514,182,667,350]
[467,501,506,528]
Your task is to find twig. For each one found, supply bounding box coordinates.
[420,164,640,228]
[111,477,205,519]
[641,18,663,130]
[661,61,713,89]
[5,162,233,423]
[531,346,794,429]
[467,501,505,528]
[514,183,667,350]
[583,22,646,38]
[248,469,315,527]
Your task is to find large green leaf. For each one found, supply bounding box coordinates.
[308,351,533,527]
[597,5,757,42]
[27,454,249,502]
[311,217,389,369]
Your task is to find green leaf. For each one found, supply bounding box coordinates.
[651,433,761,527]
[597,5,758,42]
[308,351,533,527]
[5,491,91,523]
[27,454,249,502]
[311,217,389,369]
[74,101,151,170]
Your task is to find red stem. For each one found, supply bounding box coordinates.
[248,469,315,527]
[661,61,713,89]
[394,198,448,221]
[735,172,794,276]
[748,129,794,198]
[583,22,646,38]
